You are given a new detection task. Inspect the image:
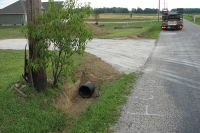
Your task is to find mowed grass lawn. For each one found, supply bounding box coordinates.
[0,13,161,132]
[0,26,24,39]
[96,21,161,39]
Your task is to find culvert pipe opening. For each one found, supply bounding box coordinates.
[79,82,95,98]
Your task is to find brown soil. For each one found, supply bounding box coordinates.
[55,23,122,117]
[55,54,122,116]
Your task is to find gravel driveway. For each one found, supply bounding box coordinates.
[0,38,156,73]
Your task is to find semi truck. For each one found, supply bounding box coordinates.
[161,8,184,30]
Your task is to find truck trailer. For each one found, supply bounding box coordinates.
[161,8,184,30]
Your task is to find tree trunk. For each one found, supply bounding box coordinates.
[26,0,47,91]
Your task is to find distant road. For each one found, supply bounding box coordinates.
[114,20,200,132]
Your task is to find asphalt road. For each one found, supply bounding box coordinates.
[114,20,200,132]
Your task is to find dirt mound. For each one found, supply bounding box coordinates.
[55,54,122,116]
[88,24,110,36]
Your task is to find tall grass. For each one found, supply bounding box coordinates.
[140,21,161,39]
[0,50,68,133]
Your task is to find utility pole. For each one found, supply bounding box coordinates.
[158,0,160,22]
[26,0,47,91]
[164,0,165,9]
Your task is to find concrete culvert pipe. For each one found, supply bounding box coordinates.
[79,82,95,98]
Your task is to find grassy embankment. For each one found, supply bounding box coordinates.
[184,14,200,25]
[0,13,161,132]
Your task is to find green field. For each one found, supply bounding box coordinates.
[0,13,161,132]
[184,14,200,25]
[94,21,161,39]
[88,13,159,21]
[0,14,161,40]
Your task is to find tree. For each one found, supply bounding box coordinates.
[94,9,100,22]
[93,7,130,14]
[23,0,93,90]
[136,7,143,13]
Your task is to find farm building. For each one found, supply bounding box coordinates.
[0,0,63,26]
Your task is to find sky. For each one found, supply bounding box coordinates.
[0,0,200,11]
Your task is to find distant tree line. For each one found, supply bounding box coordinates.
[131,8,200,14]
[93,7,158,14]
[183,8,200,14]
[93,7,129,13]
[93,7,200,14]
[131,7,158,13]
[170,8,200,14]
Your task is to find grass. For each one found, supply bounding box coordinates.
[0,50,137,132]
[0,90,68,132]
[0,26,24,39]
[184,14,200,25]
[0,22,161,40]
[0,50,24,90]
[0,13,161,132]
[141,21,161,39]
[0,50,70,132]
[95,21,161,39]
[67,73,137,133]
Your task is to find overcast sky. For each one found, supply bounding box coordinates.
[0,0,200,10]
